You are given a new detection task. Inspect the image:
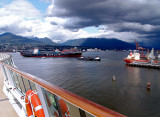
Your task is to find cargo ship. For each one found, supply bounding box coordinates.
[20,48,82,57]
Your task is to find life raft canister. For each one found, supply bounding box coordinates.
[25,90,45,117]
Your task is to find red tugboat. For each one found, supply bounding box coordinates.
[20,47,82,57]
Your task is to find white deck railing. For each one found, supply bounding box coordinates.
[0,53,126,117]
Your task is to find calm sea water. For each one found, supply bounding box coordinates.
[10,51,160,117]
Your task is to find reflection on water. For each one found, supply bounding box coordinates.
[127,66,141,86]
[10,51,160,117]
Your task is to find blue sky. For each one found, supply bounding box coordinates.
[84,27,99,33]
[27,0,50,14]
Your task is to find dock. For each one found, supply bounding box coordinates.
[0,68,18,117]
[127,63,160,69]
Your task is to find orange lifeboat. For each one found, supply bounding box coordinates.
[25,90,45,117]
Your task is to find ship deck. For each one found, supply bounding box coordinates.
[0,68,18,117]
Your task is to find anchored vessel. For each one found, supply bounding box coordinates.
[20,48,82,57]
[0,54,125,117]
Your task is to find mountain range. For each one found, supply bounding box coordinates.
[0,32,139,50]
[62,38,135,50]
[0,32,57,46]
[29,37,57,46]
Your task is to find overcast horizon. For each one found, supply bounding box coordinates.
[0,0,160,46]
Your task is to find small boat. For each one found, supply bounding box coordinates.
[78,56,101,61]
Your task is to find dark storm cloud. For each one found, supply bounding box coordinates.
[101,22,160,34]
[46,0,160,46]
[48,0,160,38]
[50,0,125,28]
[50,21,58,25]
[50,0,160,27]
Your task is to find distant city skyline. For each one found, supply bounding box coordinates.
[0,0,160,44]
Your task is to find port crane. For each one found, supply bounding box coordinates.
[135,40,145,56]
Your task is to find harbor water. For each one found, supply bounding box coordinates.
[10,51,160,117]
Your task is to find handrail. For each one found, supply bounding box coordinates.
[0,54,126,117]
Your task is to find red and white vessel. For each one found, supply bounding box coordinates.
[124,40,149,64]
[124,50,149,64]
[124,47,159,64]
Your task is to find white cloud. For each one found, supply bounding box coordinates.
[0,0,147,43]
[0,0,41,19]
[47,1,54,15]
[0,0,42,34]
[0,15,21,27]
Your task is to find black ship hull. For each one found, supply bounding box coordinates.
[21,52,82,57]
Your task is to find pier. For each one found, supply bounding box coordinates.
[127,63,160,69]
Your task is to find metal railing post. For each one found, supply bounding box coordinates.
[4,66,15,87]
[35,84,50,117]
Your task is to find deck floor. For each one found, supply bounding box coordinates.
[0,68,18,117]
